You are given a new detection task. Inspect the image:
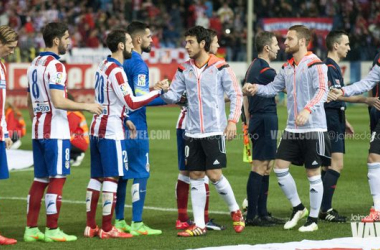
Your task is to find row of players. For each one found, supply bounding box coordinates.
[0,22,245,244]
[1,21,380,245]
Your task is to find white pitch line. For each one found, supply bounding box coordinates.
[0,196,230,215]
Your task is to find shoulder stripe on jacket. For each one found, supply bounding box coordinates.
[307,59,323,68]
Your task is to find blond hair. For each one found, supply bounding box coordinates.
[0,26,18,44]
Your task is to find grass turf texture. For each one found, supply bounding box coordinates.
[0,105,372,249]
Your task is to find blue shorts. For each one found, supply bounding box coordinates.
[177,129,186,171]
[90,136,127,178]
[122,130,150,179]
[325,109,345,154]
[248,113,278,161]
[0,141,9,180]
[33,139,71,178]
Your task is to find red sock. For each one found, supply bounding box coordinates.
[102,178,118,232]
[45,178,66,229]
[86,178,102,229]
[204,183,210,223]
[27,180,49,227]
[176,179,189,222]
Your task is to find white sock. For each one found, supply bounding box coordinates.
[308,175,323,218]
[274,168,301,207]
[203,175,209,185]
[177,173,190,184]
[212,175,239,212]
[368,163,380,211]
[190,178,206,228]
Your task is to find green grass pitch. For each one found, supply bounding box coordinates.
[0,105,372,249]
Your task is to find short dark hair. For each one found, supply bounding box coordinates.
[326,30,348,51]
[289,25,311,45]
[106,29,127,52]
[255,31,275,53]
[42,22,68,48]
[207,29,217,40]
[127,21,149,39]
[184,26,211,52]
[0,25,18,44]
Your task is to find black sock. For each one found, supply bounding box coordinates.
[258,175,269,217]
[308,216,318,223]
[294,203,305,211]
[246,171,263,219]
[321,169,340,212]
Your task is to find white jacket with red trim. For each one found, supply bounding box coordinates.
[256,52,328,133]
[162,55,242,138]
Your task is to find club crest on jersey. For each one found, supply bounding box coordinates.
[65,160,70,169]
[138,74,146,86]
[335,79,340,86]
[120,83,129,96]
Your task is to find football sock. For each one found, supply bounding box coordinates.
[190,178,206,228]
[258,174,270,217]
[274,168,301,207]
[86,178,102,228]
[102,178,118,232]
[367,163,380,210]
[212,175,239,212]
[115,178,128,220]
[132,178,148,222]
[176,174,190,222]
[27,179,49,227]
[321,169,340,212]
[204,176,210,222]
[308,175,323,218]
[46,178,66,229]
[246,171,262,219]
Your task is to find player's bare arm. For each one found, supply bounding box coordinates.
[50,89,102,115]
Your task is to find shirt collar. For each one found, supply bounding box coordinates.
[39,51,60,60]
[107,56,123,67]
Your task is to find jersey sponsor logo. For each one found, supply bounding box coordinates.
[33,102,51,113]
[137,74,146,86]
[120,83,129,96]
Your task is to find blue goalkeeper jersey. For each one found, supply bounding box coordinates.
[123,51,166,131]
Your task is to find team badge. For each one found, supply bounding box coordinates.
[65,160,70,169]
[138,74,146,86]
[335,79,340,86]
[56,72,63,84]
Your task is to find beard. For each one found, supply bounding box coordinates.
[285,44,299,54]
[190,49,202,59]
[123,47,132,59]
[142,44,151,53]
[57,42,67,55]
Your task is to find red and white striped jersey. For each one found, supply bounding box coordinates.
[27,52,70,139]
[90,57,161,139]
[176,107,187,130]
[0,62,8,141]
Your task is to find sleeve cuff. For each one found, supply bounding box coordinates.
[49,84,65,90]
[305,107,312,113]
[228,119,238,124]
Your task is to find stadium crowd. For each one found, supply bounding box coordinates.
[1,0,380,62]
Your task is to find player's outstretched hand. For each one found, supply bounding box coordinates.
[5,138,12,149]
[366,97,380,111]
[86,103,103,115]
[154,79,169,92]
[126,120,137,139]
[224,121,237,141]
[327,88,343,102]
[345,120,354,136]
[295,109,310,126]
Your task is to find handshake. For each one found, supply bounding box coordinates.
[242,83,258,96]
[327,88,344,102]
[154,79,170,93]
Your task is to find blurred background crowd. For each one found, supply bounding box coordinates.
[1,0,380,62]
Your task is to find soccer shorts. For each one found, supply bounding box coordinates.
[33,139,71,178]
[276,131,331,169]
[0,141,9,180]
[177,129,186,171]
[248,113,278,161]
[122,130,150,179]
[90,136,127,178]
[184,135,226,171]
